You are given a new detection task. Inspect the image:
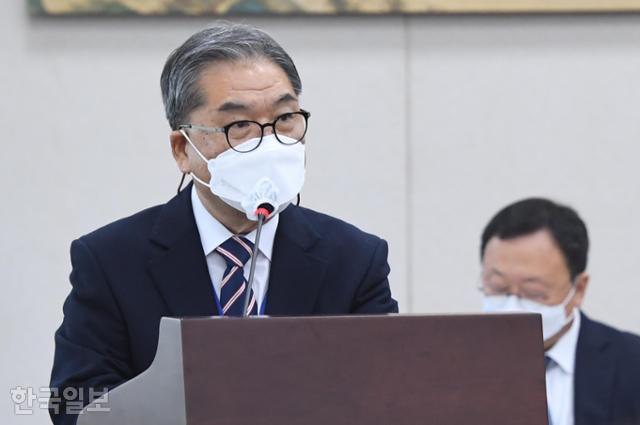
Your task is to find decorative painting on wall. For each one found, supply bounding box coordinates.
[29,0,640,15]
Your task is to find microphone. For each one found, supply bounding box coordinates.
[242,203,274,316]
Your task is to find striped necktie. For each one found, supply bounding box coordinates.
[215,236,258,316]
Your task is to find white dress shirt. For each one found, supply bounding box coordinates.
[190,186,278,315]
[545,309,581,425]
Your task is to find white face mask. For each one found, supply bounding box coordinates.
[181,131,306,221]
[481,286,576,341]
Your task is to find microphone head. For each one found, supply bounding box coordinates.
[255,203,274,219]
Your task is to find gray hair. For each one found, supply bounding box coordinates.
[160,22,302,130]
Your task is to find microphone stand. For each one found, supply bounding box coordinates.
[242,205,272,317]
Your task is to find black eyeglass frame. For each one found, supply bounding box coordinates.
[178,109,311,153]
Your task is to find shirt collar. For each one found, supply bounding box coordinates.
[190,185,278,261]
[545,308,581,375]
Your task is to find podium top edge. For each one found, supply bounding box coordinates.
[160,312,540,322]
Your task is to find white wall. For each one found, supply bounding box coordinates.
[2,2,640,423]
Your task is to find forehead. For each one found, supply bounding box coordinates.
[196,59,295,110]
[483,229,570,279]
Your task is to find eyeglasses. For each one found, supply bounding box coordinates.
[477,274,573,304]
[178,110,310,153]
[478,282,547,303]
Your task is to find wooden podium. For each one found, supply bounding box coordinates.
[77,314,548,425]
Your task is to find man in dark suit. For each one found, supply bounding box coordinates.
[479,198,640,425]
[49,22,397,425]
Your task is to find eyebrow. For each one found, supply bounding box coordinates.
[217,93,298,113]
[274,93,298,105]
[521,277,547,285]
[487,268,504,277]
[218,101,247,112]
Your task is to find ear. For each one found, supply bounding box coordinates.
[170,130,191,173]
[571,272,589,309]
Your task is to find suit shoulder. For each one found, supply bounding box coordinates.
[607,323,640,386]
[615,327,640,359]
[292,205,384,245]
[77,204,163,250]
[586,316,640,366]
[592,319,640,349]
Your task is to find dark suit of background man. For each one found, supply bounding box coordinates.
[479,198,640,425]
[49,22,398,425]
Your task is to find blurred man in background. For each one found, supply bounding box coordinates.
[479,198,640,425]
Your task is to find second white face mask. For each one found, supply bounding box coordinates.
[182,131,306,221]
[481,286,576,341]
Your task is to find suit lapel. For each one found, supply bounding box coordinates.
[147,184,219,317]
[574,312,615,425]
[266,205,328,315]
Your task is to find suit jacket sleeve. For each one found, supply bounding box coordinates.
[351,238,398,314]
[49,238,133,425]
